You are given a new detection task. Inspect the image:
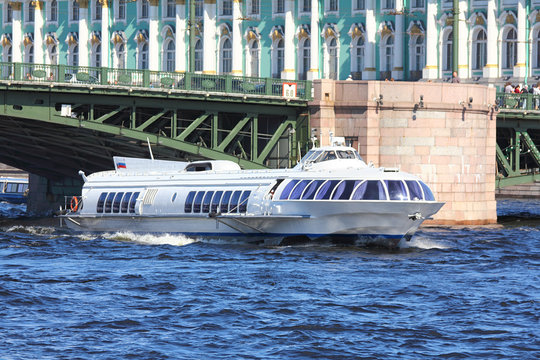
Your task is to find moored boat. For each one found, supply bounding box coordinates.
[61,146,444,248]
[0,177,28,204]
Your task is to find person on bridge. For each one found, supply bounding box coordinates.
[451,72,460,83]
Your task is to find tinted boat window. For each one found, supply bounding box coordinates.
[229,190,242,213]
[104,192,115,213]
[121,192,132,213]
[113,192,124,213]
[239,191,251,213]
[301,180,325,199]
[193,191,204,213]
[315,180,341,200]
[406,181,423,201]
[332,180,361,200]
[289,180,310,200]
[184,191,196,213]
[211,191,223,213]
[337,150,355,159]
[97,192,107,213]
[385,180,408,200]
[220,191,232,213]
[202,191,214,213]
[129,192,140,213]
[352,180,386,200]
[420,182,435,201]
[280,180,299,200]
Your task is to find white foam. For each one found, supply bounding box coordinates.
[98,231,198,247]
[4,225,57,236]
[399,235,450,250]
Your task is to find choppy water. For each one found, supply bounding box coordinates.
[0,200,539,359]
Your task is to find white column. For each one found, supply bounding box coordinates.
[78,1,89,67]
[423,0,438,79]
[203,0,216,74]
[175,0,186,72]
[458,0,468,79]
[514,0,527,78]
[363,0,376,80]
[149,0,160,71]
[33,1,44,64]
[231,0,242,75]
[100,0,110,67]
[483,0,498,79]
[392,0,404,80]
[307,0,319,80]
[11,2,22,63]
[281,0,295,80]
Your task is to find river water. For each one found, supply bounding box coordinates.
[0,199,539,359]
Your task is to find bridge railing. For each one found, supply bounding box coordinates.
[0,62,312,101]
[496,92,540,111]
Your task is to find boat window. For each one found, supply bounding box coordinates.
[211,191,223,213]
[336,150,356,159]
[314,180,340,200]
[171,193,177,203]
[129,192,140,213]
[279,180,299,200]
[97,192,107,213]
[184,191,196,213]
[229,190,242,213]
[332,180,362,200]
[352,180,387,200]
[406,181,423,201]
[289,180,311,200]
[220,191,232,213]
[319,151,337,162]
[301,180,325,200]
[18,183,28,192]
[419,182,435,201]
[6,183,18,193]
[121,192,133,213]
[113,192,124,213]
[385,180,409,201]
[239,191,251,213]
[104,192,115,213]
[185,162,212,172]
[193,191,204,213]
[202,191,214,213]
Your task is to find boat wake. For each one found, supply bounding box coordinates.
[399,235,451,250]
[95,231,199,247]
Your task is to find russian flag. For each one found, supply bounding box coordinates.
[117,162,127,169]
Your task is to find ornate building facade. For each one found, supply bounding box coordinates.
[0,0,539,83]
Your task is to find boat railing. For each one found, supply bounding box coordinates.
[64,195,83,213]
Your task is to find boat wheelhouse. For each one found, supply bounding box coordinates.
[61,146,444,248]
[0,177,28,204]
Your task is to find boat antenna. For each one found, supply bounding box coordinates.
[146,137,154,161]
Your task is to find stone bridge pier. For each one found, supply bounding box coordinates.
[309,80,497,225]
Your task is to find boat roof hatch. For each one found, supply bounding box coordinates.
[184,160,242,172]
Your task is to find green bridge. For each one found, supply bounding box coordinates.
[0,62,311,180]
[496,92,540,188]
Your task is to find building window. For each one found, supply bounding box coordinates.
[164,41,175,72]
[249,40,259,77]
[354,0,365,10]
[195,39,203,71]
[49,45,58,65]
[49,0,58,22]
[413,36,425,71]
[473,29,487,70]
[221,0,232,16]
[381,35,394,76]
[443,30,453,71]
[25,45,34,64]
[27,2,35,23]
[353,36,365,76]
[6,2,12,23]
[411,0,425,8]
[195,0,203,17]
[139,43,148,69]
[220,38,232,74]
[116,43,126,69]
[249,0,260,15]
[326,0,338,12]
[166,0,175,18]
[117,0,126,20]
[93,44,101,68]
[275,0,285,14]
[71,1,79,21]
[140,0,149,19]
[299,38,310,80]
[95,0,102,20]
[69,45,79,67]
[328,37,338,80]
[536,29,540,68]
[383,0,396,9]
[301,0,311,12]
[503,27,517,69]
[273,39,284,78]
